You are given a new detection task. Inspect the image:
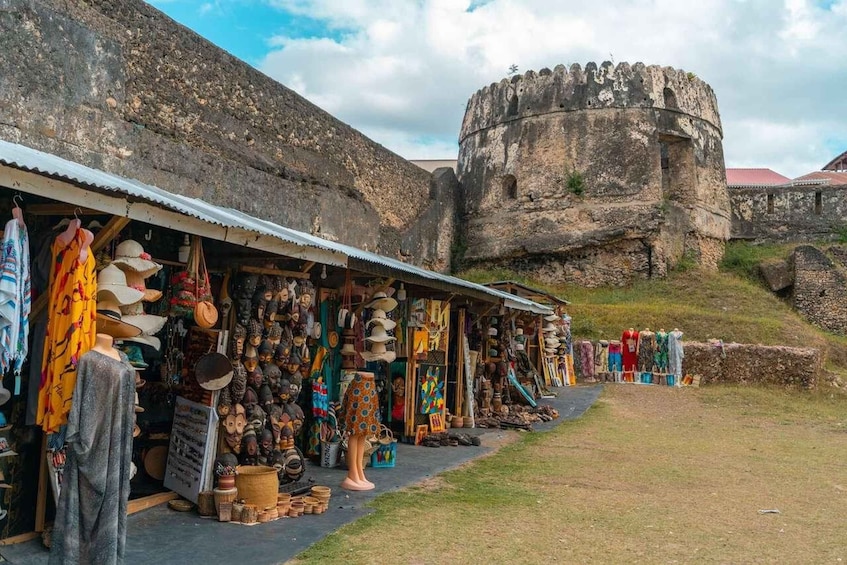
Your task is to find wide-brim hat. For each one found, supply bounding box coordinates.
[124,334,162,351]
[134,392,144,413]
[0,382,10,407]
[487,327,498,337]
[544,314,560,322]
[340,342,357,355]
[366,325,395,343]
[361,350,397,363]
[97,298,142,339]
[544,347,557,354]
[111,240,163,278]
[366,309,397,331]
[542,323,558,333]
[119,344,148,368]
[124,270,163,303]
[195,352,234,391]
[121,314,167,337]
[0,470,12,489]
[545,337,561,347]
[365,291,397,313]
[97,265,145,306]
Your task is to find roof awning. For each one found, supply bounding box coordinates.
[0,140,552,315]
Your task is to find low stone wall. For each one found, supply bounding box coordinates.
[683,342,821,389]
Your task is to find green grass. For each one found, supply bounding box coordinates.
[720,241,796,281]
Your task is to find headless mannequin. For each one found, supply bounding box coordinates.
[341,434,374,491]
[91,333,120,361]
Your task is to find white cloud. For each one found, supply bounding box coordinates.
[258,0,847,177]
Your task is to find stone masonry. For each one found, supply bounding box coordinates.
[792,245,847,335]
[457,63,731,286]
[683,342,821,389]
[0,0,457,271]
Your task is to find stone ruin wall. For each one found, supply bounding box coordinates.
[682,342,821,389]
[791,245,847,335]
[457,62,731,286]
[730,184,847,243]
[0,0,457,271]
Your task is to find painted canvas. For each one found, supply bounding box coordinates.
[418,364,445,415]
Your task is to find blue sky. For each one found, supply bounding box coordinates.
[149,0,847,177]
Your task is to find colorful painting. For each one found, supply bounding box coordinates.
[418,364,445,415]
[413,329,429,360]
[414,424,429,446]
[428,413,445,433]
[409,298,427,328]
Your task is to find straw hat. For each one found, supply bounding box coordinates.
[487,327,498,337]
[337,308,356,330]
[96,297,142,339]
[195,352,234,391]
[366,325,395,343]
[0,470,11,489]
[120,311,167,337]
[544,314,560,322]
[361,341,397,363]
[123,270,162,303]
[97,265,145,306]
[134,392,144,413]
[366,309,397,330]
[515,328,524,336]
[340,342,357,356]
[124,334,162,351]
[365,291,397,313]
[110,240,163,279]
[515,342,525,351]
[542,323,558,333]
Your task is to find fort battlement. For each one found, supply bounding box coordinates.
[460,62,722,143]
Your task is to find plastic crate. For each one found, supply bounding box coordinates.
[370,441,397,468]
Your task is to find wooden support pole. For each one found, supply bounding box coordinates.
[300,261,316,273]
[239,264,311,279]
[90,216,130,254]
[34,435,47,532]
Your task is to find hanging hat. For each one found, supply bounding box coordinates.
[119,304,167,336]
[195,352,234,391]
[337,308,356,330]
[133,424,141,439]
[134,392,144,413]
[311,321,322,340]
[124,334,162,351]
[487,327,498,337]
[340,342,357,356]
[97,265,145,306]
[542,323,558,333]
[544,347,557,354]
[96,297,142,339]
[361,341,397,363]
[0,470,11,489]
[110,240,163,279]
[544,314,560,322]
[365,291,397,313]
[515,342,525,351]
[135,372,146,389]
[366,309,396,331]
[123,270,163,303]
[119,344,149,369]
[366,325,395,343]
[515,327,524,336]
[545,337,561,347]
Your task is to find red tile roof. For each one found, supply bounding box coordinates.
[725,168,791,187]
[793,171,847,186]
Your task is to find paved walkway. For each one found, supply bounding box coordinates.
[0,385,602,565]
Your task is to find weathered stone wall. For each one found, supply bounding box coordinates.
[457,62,730,286]
[0,0,451,266]
[730,184,847,242]
[792,245,847,335]
[683,342,821,389]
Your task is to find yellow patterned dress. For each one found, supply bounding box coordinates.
[37,230,97,433]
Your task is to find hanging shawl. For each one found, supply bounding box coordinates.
[0,217,31,386]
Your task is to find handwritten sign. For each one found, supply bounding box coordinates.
[163,396,218,503]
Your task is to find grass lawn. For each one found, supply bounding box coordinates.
[290,385,846,564]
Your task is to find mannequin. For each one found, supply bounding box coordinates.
[340,372,379,491]
[654,329,669,384]
[637,328,655,383]
[621,328,639,381]
[668,328,685,386]
[50,331,134,564]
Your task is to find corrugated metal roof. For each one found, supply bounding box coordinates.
[0,139,552,314]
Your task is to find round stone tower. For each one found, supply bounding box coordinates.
[457,62,730,286]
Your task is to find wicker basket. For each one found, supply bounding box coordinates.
[235,465,279,512]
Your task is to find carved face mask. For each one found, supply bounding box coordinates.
[244,352,259,373]
[236,299,252,327]
[247,368,264,389]
[261,429,274,453]
[258,340,274,364]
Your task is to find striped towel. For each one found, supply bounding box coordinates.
[0,218,31,380]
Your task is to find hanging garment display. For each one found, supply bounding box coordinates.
[637,329,655,377]
[668,328,685,380]
[608,340,622,372]
[579,340,594,381]
[37,227,97,433]
[419,365,445,414]
[654,329,669,373]
[594,340,609,380]
[0,206,31,394]
[49,345,134,565]
[621,328,639,372]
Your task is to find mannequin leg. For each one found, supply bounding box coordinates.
[353,435,374,489]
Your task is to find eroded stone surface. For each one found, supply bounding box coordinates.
[684,342,820,389]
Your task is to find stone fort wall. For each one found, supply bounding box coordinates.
[0,0,457,270]
[457,62,731,286]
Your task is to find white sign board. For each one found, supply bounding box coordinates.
[163,396,218,503]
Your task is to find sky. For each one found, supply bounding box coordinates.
[149,0,847,178]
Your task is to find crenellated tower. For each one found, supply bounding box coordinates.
[457,62,730,286]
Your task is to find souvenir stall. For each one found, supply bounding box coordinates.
[582,327,685,386]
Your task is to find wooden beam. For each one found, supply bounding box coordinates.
[0,531,42,546]
[25,204,101,216]
[127,491,179,515]
[239,265,311,279]
[34,435,47,532]
[300,261,316,273]
[90,216,130,254]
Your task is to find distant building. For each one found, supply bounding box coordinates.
[727,154,847,242]
[410,159,457,173]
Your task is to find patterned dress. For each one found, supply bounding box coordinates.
[637,331,655,372]
[341,372,379,435]
[37,230,97,433]
[654,331,669,372]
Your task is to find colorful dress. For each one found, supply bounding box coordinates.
[637,331,655,373]
[340,372,379,435]
[621,329,639,372]
[37,230,97,433]
[654,331,669,372]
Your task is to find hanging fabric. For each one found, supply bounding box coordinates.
[0,195,32,396]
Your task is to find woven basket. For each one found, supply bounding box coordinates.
[235,465,279,512]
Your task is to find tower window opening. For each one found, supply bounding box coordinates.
[502,175,518,199]
[815,191,822,215]
[767,193,774,214]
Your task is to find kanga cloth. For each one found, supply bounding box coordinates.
[654,331,669,372]
[637,331,655,372]
[49,349,134,565]
[38,229,97,433]
[339,372,379,436]
[0,217,31,378]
